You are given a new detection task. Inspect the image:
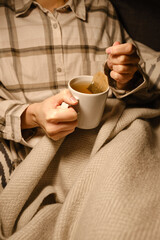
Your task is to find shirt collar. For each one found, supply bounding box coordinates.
[14,0,86,20]
[66,0,86,21]
[15,0,33,16]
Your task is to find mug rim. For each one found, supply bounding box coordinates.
[68,75,109,96]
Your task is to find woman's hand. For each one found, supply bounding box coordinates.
[105,41,140,90]
[21,89,78,140]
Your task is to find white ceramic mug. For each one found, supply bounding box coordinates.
[68,75,109,129]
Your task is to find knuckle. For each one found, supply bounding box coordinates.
[110,70,119,80]
[60,89,70,98]
[70,108,78,120]
[63,89,70,95]
[119,55,126,63]
[72,120,78,128]
[46,123,61,137]
[69,128,75,134]
[46,126,55,136]
[75,120,78,126]
[111,71,132,82]
[114,65,125,73]
[119,65,124,73]
[48,110,59,122]
[126,43,134,53]
[45,115,51,122]
[107,60,113,70]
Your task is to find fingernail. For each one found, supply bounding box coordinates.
[70,96,78,103]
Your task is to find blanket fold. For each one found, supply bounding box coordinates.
[0,136,63,238]
[0,98,160,240]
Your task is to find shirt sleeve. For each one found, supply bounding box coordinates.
[0,95,33,145]
[109,42,160,103]
[106,1,160,103]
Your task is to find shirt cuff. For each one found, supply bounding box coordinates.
[4,104,38,147]
[4,104,29,143]
[109,69,147,99]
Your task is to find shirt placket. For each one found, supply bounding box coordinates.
[47,11,65,87]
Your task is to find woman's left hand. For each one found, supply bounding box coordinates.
[106,41,140,89]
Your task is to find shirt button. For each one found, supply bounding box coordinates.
[57,67,62,72]
[53,23,58,29]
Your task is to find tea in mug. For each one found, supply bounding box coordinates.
[70,81,93,94]
[68,75,109,129]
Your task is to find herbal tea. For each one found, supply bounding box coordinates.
[70,81,93,94]
[68,75,109,129]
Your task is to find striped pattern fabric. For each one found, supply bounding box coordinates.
[0,141,13,189]
[0,139,24,190]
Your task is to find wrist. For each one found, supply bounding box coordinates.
[106,70,143,91]
[116,81,130,90]
[116,71,144,91]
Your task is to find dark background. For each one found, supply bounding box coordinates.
[110,0,160,51]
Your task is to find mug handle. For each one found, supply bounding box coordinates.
[60,99,79,113]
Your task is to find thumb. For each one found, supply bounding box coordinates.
[106,41,121,54]
[113,41,120,46]
[59,89,78,106]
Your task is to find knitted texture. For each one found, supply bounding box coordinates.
[0,98,160,240]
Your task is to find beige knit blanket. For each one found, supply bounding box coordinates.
[0,97,160,240]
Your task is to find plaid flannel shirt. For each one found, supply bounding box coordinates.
[0,0,159,145]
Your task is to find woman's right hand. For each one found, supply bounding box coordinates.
[21,89,78,140]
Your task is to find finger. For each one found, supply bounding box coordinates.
[47,107,78,123]
[46,121,77,140]
[55,89,78,107]
[47,120,78,135]
[106,43,136,55]
[108,53,140,65]
[110,70,134,83]
[113,41,121,46]
[112,64,138,74]
[51,129,76,141]
[105,42,121,70]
